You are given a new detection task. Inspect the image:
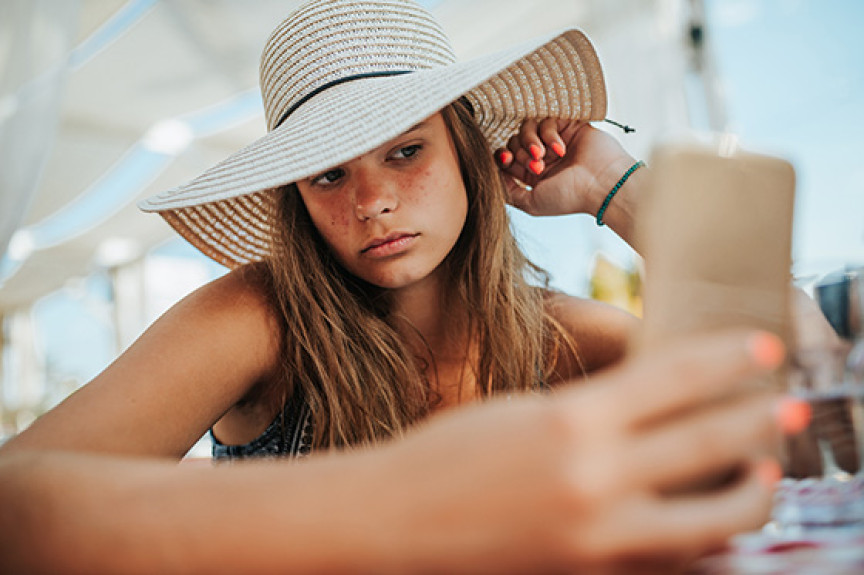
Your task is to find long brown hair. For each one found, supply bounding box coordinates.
[265,98,577,448]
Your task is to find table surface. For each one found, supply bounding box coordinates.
[689,527,864,574]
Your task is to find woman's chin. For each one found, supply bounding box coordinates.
[362,270,436,292]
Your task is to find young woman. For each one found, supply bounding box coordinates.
[0,0,806,572]
[5,0,641,460]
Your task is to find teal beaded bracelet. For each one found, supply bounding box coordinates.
[596,160,645,226]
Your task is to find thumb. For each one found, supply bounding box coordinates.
[504,177,535,214]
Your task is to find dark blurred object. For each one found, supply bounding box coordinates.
[814,267,863,340]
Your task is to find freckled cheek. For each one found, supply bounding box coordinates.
[401,166,459,206]
[327,213,351,229]
[306,200,354,252]
[307,198,350,229]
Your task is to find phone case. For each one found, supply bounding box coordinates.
[634,142,796,384]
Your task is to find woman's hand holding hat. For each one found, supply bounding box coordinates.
[497,120,643,248]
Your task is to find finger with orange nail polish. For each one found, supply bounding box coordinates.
[537,118,565,159]
[528,144,543,162]
[748,332,786,369]
[528,159,544,175]
[775,397,812,434]
[755,457,782,487]
[551,142,566,157]
[497,149,513,167]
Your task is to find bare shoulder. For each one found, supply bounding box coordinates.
[0,262,283,458]
[131,261,285,401]
[140,262,281,367]
[544,291,640,377]
[176,263,281,342]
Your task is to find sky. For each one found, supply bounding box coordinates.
[10,0,864,408]
[705,0,864,277]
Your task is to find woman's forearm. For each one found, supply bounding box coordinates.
[588,155,646,253]
[0,331,787,574]
[0,450,401,574]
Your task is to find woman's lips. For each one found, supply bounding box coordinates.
[361,233,419,258]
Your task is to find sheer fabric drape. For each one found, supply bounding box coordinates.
[0,0,78,256]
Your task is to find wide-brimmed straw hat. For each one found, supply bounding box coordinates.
[139,0,608,268]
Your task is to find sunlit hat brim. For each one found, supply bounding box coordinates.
[139,30,606,268]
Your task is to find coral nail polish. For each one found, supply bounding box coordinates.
[775,397,812,435]
[528,160,543,175]
[551,142,566,157]
[529,144,543,161]
[755,458,782,487]
[749,332,785,369]
[498,150,513,165]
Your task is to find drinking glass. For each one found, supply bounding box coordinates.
[769,276,864,534]
[770,345,864,531]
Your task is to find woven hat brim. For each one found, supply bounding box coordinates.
[139,29,606,268]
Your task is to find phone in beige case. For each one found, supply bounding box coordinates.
[633,142,797,494]
[634,141,797,386]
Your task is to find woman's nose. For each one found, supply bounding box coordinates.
[353,174,398,221]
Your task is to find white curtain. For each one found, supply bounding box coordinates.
[0,0,79,256]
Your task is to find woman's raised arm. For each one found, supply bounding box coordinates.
[498,120,646,250]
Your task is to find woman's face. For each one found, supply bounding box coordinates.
[296,112,468,291]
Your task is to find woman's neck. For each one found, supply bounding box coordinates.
[390,272,468,360]
[390,274,479,408]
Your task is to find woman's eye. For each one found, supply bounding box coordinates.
[392,144,421,160]
[312,168,344,186]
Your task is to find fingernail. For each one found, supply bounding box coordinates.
[529,144,543,161]
[498,150,513,165]
[775,397,812,434]
[748,332,785,369]
[551,142,566,157]
[528,160,543,175]
[755,458,782,487]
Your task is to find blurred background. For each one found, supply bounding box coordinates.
[1,0,862,446]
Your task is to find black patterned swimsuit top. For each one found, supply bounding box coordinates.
[211,372,548,460]
[211,390,314,460]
